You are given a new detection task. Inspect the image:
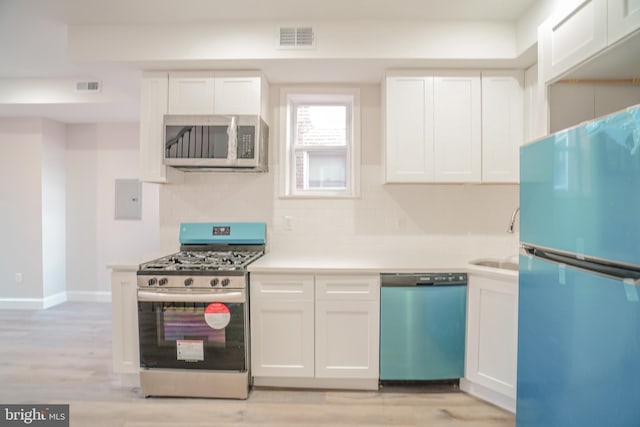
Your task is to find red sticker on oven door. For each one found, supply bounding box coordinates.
[205,302,231,329]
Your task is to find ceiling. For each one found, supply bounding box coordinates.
[0,0,540,123]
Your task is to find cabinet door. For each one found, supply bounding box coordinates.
[433,73,481,183]
[168,71,215,114]
[139,72,182,183]
[214,74,262,115]
[250,275,315,377]
[315,300,379,379]
[608,0,640,45]
[481,71,524,183]
[385,75,435,183]
[540,0,608,83]
[315,276,379,379]
[466,275,518,400]
[111,271,140,374]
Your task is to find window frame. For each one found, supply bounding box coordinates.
[280,87,361,198]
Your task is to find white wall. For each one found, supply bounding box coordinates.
[69,20,517,65]
[159,84,519,259]
[66,123,161,299]
[66,125,99,299]
[0,118,44,304]
[41,119,67,306]
[0,120,159,308]
[549,84,640,133]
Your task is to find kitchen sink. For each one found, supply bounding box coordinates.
[469,258,519,271]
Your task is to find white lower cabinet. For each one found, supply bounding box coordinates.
[250,274,379,389]
[462,273,518,413]
[315,276,379,379]
[110,269,140,387]
[249,275,315,377]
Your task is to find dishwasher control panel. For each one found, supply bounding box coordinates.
[380,272,468,286]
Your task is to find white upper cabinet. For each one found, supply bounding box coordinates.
[168,71,216,114]
[540,0,608,83]
[139,72,183,183]
[140,70,269,182]
[385,70,519,184]
[540,0,640,83]
[384,74,434,182]
[433,72,481,183]
[608,0,640,44]
[214,72,263,116]
[168,71,269,119]
[481,71,524,183]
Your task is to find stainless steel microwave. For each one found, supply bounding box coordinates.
[163,115,268,172]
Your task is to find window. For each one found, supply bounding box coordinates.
[281,88,360,197]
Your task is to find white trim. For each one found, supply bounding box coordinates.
[42,292,68,309]
[0,291,112,309]
[253,376,378,391]
[0,292,67,310]
[0,298,45,310]
[67,291,112,303]
[279,86,361,198]
[459,378,516,413]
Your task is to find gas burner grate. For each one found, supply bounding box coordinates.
[138,249,263,273]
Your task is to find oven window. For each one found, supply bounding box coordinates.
[138,301,246,371]
[162,306,226,346]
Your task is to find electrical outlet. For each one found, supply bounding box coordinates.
[284,216,293,231]
[15,273,22,283]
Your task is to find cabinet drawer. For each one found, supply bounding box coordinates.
[315,275,379,301]
[250,274,314,301]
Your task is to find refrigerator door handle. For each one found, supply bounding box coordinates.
[523,245,640,283]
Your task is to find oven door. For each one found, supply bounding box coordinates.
[137,289,247,371]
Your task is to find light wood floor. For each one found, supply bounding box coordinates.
[0,302,515,427]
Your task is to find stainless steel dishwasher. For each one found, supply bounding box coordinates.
[379,272,467,382]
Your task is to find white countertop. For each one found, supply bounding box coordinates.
[248,250,518,279]
[107,250,172,271]
[110,249,518,280]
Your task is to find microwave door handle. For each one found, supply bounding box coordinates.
[137,290,245,304]
[227,116,237,160]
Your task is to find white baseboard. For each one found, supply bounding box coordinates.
[42,291,68,308]
[67,291,111,303]
[0,298,46,310]
[459,378,516,413]
[252,376,379,391]
[0,291,110,309]
[0,291,67,310]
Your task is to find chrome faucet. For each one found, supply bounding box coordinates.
[507,207,520,233]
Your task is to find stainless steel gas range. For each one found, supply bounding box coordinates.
[136,222,266,399]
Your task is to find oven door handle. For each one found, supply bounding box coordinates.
[137,290,245,303]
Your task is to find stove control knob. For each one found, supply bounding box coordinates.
[147,278,157,287]
[210,278,219,287]
[158,278,168,286]
[221,278,230,287]
[184,278,193,287]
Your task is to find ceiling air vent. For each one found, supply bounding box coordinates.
[76,81,101,92]
[278,27,315,49]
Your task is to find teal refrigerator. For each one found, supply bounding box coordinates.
[517,105,640,426]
